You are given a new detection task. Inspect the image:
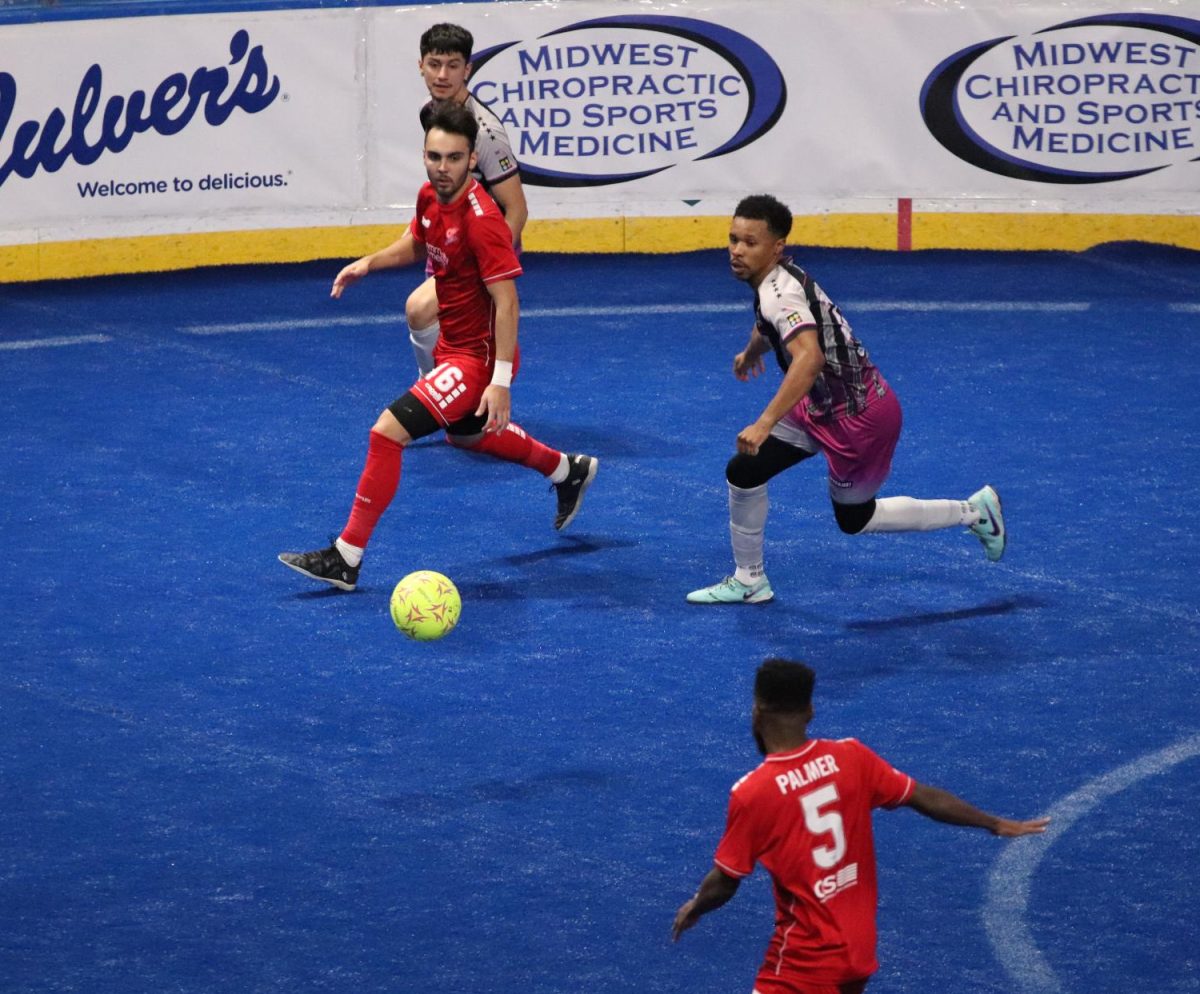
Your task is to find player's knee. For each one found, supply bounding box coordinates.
[405,288,437,330]
[726,452,770,489]
[446,431,482,449]
[833,499,876,535]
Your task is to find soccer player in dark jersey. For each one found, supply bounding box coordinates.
[672,659,1048,993]
[405,23,528,377]
[277,104,595,592]
[687,195,1006,605]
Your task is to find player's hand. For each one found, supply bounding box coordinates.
[736,420,771,456]
[992,816,1051,838]
[733,350,765,381]
[671,899,700,942]
[475,384,511,434]
[331,259,369,299]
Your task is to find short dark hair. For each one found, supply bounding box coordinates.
[425,102,478,152]
[420,23,473,62]
[754,658,815,712]
[734,194,793,241]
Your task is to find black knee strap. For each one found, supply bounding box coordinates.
[387,391,440,440]
[833,498,877,535]
[725,436,812,489]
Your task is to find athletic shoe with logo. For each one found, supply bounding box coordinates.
[968,484,1006,562]
[278,543,360,591]
[553,454,598,530]
[686,575,774,604]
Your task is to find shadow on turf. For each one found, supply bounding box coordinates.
[499,534,636,565]
[843,594,1047,631]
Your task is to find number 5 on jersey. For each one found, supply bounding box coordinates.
[801,784,846,868]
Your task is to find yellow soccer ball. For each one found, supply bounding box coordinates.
[389,570,461,641]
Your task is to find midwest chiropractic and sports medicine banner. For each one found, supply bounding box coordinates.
[0,0,1197,249]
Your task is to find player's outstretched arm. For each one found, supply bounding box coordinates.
[906,782,1050,837]
[330,230,421,299]
[672,866,741,941]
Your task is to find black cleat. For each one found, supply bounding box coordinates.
[553,454,598,531]
[278,543,360,591]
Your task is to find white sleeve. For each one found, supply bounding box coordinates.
[760,284,817,345]
[470,96,520,185]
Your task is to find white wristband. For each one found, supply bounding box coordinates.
[490,360,513,388]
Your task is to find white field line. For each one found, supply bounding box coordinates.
[179,300,1092,335]
[0,334,112,350]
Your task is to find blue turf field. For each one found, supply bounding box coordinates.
[2,245,1198,993]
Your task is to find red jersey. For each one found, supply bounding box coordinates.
[713,738,914,989]
[409,178,522,363]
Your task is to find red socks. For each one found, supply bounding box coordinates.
[340,430,403,549]
[462,422,561,476]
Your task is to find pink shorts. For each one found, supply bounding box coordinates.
[773,379,902,505]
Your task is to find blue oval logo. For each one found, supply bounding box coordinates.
[920,14,1200,183]
[470,15,786,187]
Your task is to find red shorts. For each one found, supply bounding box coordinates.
[409,351,519,429]
[753,980,868,994]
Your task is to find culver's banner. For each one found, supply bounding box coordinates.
[0,11,361,232]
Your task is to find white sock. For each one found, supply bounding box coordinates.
[859,496,977,533]
[729,483,768,580]
[549,454,569,484]
[335,536,363,567]
[409,321,440,376]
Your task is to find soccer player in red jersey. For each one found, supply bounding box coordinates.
[672,659,1048,993]
[278,103,596,592]
[406,23,528,376]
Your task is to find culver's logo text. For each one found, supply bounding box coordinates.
[0,29,280,190]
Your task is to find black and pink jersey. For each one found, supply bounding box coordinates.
[754,259,881,421]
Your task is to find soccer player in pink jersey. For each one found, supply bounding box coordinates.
[278,104,596,591]
[672,659,1048,994]
[687,195,1006,605]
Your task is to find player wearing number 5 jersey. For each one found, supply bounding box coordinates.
[672,659,1048,994]
[278,103,596,592]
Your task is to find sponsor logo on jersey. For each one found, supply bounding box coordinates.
[814,862,859,902]
[783,311,806,329]
[0,29,281,190]
[469,15,786,187]
[921,14,1200,183]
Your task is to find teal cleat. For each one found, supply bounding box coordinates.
[686,575,774,604]
[968,484,1006,562]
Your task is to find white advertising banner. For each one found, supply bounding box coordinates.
[0,9,364,241]
[0,0,1197,246]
